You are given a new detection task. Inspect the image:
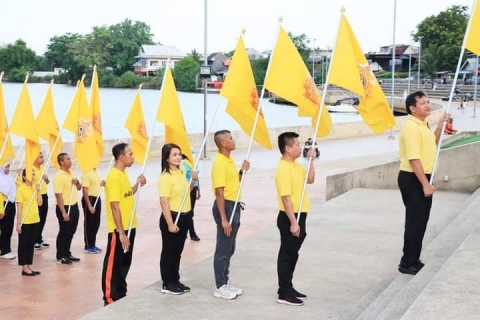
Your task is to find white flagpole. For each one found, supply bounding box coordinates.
[92,138,122,208]
[430,0,478,185]
[174,92,225,225]
[227,21,283,226]
[4,151,25,211]
[124,83,160,250]
[296,8,344,223]
[66,164,79,216]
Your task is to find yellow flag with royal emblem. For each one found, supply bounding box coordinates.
[466,1,480,55]
[221,33,272,149]
[125,89,149,164]
[156,65,194,165]
[90,66,104,157]
[36,82,63,169]
[63,78,99,173]
[9,82,40,180]
[264,26,332,137]
[329,13,396,133]
[0,77,15,164]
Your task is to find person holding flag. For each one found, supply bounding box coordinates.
[211,130,250,300]
[275,132,316,306]
[33,152,50,250]
[398,91,447,275]
[181,151,201,241]
[81,167,104,254]
[53,153,82,265]
[0,162,17,259]
[16,168,43,276]
[158,143,197,295]
[102,143,146,305]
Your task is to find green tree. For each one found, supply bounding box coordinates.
[188,49,202,64]
[0,39,38,75]
[251,57,269,86]
[173,57,200,92]
[45,33,82,82]
[117,71,141,88]
[288,32,310,66]
[7,67,29,82]
[421,44,442,76]
[414,5,469,71]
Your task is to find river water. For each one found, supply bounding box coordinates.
[2,82,362,144]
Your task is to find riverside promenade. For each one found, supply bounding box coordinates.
[1,101,479,319]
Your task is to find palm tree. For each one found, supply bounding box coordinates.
[189,49,202,65]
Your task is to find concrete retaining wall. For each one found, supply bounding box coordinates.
[326,138,480,200]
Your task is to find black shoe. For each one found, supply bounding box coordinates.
[68,255,81,262]
[293,288,307,300]
[190,235,201,241]
[32,270,41,275]
[21,271,37,276]
[277,294,304,306]
[161,283,184,295]
[417,260,425,269]
[57,257,73,265]
[398,264,422,275]
[174,281,191,292]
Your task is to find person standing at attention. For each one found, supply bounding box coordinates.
[211,130,250,300]
[102,143,146,305]
[53,153,82,265]
[181,151,201,241]
[33,152,51,250]
[398,91,447,275]
[275,132,316,306]
[82,167,104,254]
[16,169,43,276]
[158,143,198,295]
[0,162,17,260]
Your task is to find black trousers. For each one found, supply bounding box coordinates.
[0,201,16,255]
[18,223,40,266]
[187,187,198,237]
[159,212,189,286]
[35,194,49,244]
[82,197,101,248]
[277,211,307,295]
[55,204,79,260]
[102,229,136,305]
[398,171,433,268]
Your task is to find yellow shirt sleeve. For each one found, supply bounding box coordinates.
[158,174,171,198]
[0,193,5,214]
[81,173,90,189]
[53,174,63,194]
[212,163,227,190]
[404,128,422,160]
[276,167,293,197]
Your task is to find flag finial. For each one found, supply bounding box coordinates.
[241,28,246,35]
[0,71,3,82]
[139,83,143,90]
[341,6,345,13]
[81,74,86,82]
[278,16,283,23]
[24,74,29,84]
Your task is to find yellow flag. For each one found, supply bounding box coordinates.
[36,83,63,169]
[264,26,332,137]
[220,35,272,149]
[125,89,149,164]
[329,14,396,134]
[156,66,194,165]
[0,81,15,164]
[90,66,104,157]
[63,79,99,173]
[466,1,480,55]
[9,83,40,180]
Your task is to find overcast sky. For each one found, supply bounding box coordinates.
[0,0,474,56]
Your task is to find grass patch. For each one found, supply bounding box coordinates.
[442,135,480,149]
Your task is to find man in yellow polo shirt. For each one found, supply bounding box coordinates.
[53,153,82,265]
[33,152,50,250]
[82,168,104,254]
[398,91,447,275]
[102,142,146,305]
[211,130,250,300]
[275,132,316,306]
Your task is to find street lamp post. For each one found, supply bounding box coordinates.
[312,38,316,84]
[408,32,412,94]
[202,0,208,159]
[417,36,422,90]
[388,0,397,139]
[474,55,478,118]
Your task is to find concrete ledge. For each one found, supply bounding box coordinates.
[326,139,480,200]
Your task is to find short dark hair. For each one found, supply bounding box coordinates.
[405,91,427,115]
[112,143,128,160]
[214,130,231,148]
[278,132,299,154]
[57,153,68,165]
[22,168,27,182]
[161,143,181,174]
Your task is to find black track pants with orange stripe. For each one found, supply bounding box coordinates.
[101,229,136,305]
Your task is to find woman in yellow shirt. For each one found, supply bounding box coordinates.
[16,169,43,276]
[0,162,17,260]
[158,143,197,295]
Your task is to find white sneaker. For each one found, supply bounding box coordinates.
[0,252,16,259]
[225,284,243,296]
[213,285,237,300]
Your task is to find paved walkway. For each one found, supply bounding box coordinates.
[0,102,478,319]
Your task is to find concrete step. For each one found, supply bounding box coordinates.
[348,188,480,320]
